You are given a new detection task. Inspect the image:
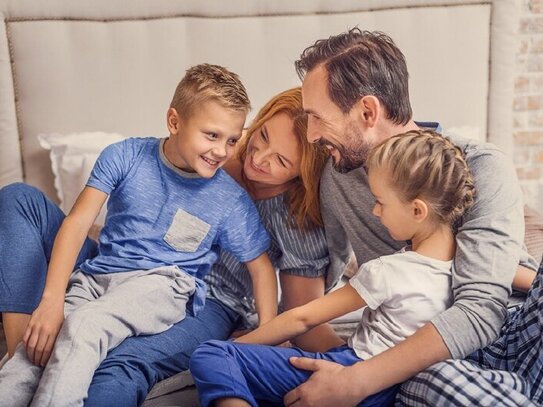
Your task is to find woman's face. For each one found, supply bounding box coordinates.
[243,112,302,187]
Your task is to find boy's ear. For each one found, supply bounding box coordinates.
[354,95,380,129]
[167,107,180,134]
[412,198,429,223]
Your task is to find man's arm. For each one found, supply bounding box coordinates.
[284,147,526,405]
[284,323,448,406]
[433,148,525,358]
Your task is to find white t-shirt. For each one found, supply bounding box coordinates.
[348,248,453,360]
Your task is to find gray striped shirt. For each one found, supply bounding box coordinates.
[205,193,329,327]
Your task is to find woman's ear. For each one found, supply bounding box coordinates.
[412,198,429,223]
[355,95,380,129]
[167,108,180,135]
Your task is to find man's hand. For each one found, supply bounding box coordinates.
[23,296,65,367]
[284,357,364,407]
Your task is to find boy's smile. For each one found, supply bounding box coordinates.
[164,100,246,178]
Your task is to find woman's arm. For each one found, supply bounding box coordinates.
[280,273,345,352]
[245,253,278,325]
[236,283,366,346]
[24,186,107,366]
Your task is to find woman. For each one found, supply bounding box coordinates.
[0,87,343,406]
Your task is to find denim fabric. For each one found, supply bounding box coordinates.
[0,183,242,406]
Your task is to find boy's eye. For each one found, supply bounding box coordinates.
[206,132,219,139]
[227,138,239,146]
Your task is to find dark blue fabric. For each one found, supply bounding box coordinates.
[0,183,98,313]
[0,183,242,406]
[191,341,398,407]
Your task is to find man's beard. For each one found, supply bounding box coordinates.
[320,123,372,173]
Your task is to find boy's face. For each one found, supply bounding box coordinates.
[165,100,246,178]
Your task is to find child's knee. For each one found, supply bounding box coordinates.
[190,340,232,372]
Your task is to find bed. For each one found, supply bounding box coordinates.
[0,0,524,404]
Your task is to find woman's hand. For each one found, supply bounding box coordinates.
[23,295,65,366]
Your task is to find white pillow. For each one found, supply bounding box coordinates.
[38,132,127,225]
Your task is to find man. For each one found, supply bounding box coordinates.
[285,28,541,406]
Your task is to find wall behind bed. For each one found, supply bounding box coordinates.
[1,0,537,209]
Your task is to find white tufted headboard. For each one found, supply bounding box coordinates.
[0,0,520,203]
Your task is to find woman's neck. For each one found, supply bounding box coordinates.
[223,158,294,200]
[410,223,456,261]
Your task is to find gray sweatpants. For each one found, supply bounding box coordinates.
[0,266,195,407]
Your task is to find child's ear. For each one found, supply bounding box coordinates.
[167,108,180,134]
[412,198,429,223]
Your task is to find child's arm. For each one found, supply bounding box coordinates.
[512,264,536,292]
[245,253,278,325]
[24,186,107,366]
[236,283,366,346]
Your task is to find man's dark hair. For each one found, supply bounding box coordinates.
[295,28,412,125]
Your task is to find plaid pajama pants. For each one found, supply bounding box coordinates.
[397,260,543,406]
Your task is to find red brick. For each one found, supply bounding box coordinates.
[529,112,543,126]
[515,76,530,92]
[531,76,543,91]
[530,37,543,53]
[529,0,543,13]
[527,55,543,71]
[520,17,543,33]
[514,95,543,111]
[515,131,543,144]
[517,167,542,180]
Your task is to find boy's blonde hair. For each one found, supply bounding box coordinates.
[236,87,328,230]
[170,64,251,118]
[366,130,475,226]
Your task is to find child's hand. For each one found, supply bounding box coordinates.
[23,296,65,367]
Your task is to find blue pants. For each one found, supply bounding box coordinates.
[190,340,398,407]
[0,183,242,406]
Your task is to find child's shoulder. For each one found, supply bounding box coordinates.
[212,168,249,196]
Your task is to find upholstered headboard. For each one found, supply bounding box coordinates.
[0,0,520,203]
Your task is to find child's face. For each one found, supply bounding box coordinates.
[368,170,417,242]
[165,100,246,178]
[243,112,302,187]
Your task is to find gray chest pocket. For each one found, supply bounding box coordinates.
[164,209,211,252]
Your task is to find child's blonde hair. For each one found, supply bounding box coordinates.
[170,64,251,118]
[366,129,475,226]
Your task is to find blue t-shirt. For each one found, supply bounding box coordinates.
[81,137,270,312]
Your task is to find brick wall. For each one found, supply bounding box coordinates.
[514,0,543,211]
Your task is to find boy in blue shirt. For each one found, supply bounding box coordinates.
[0,64,277,407]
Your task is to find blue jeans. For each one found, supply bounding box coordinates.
[190,341,398,407]
[0,183,242,406]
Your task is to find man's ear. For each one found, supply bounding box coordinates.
[167,107,180,134]
[412,198,429,223]
[354,95,380,129]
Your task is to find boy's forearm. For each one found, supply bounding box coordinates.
[347,323,450,400]
[43,216,91,299]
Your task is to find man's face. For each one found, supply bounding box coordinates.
[301,65,374,173]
